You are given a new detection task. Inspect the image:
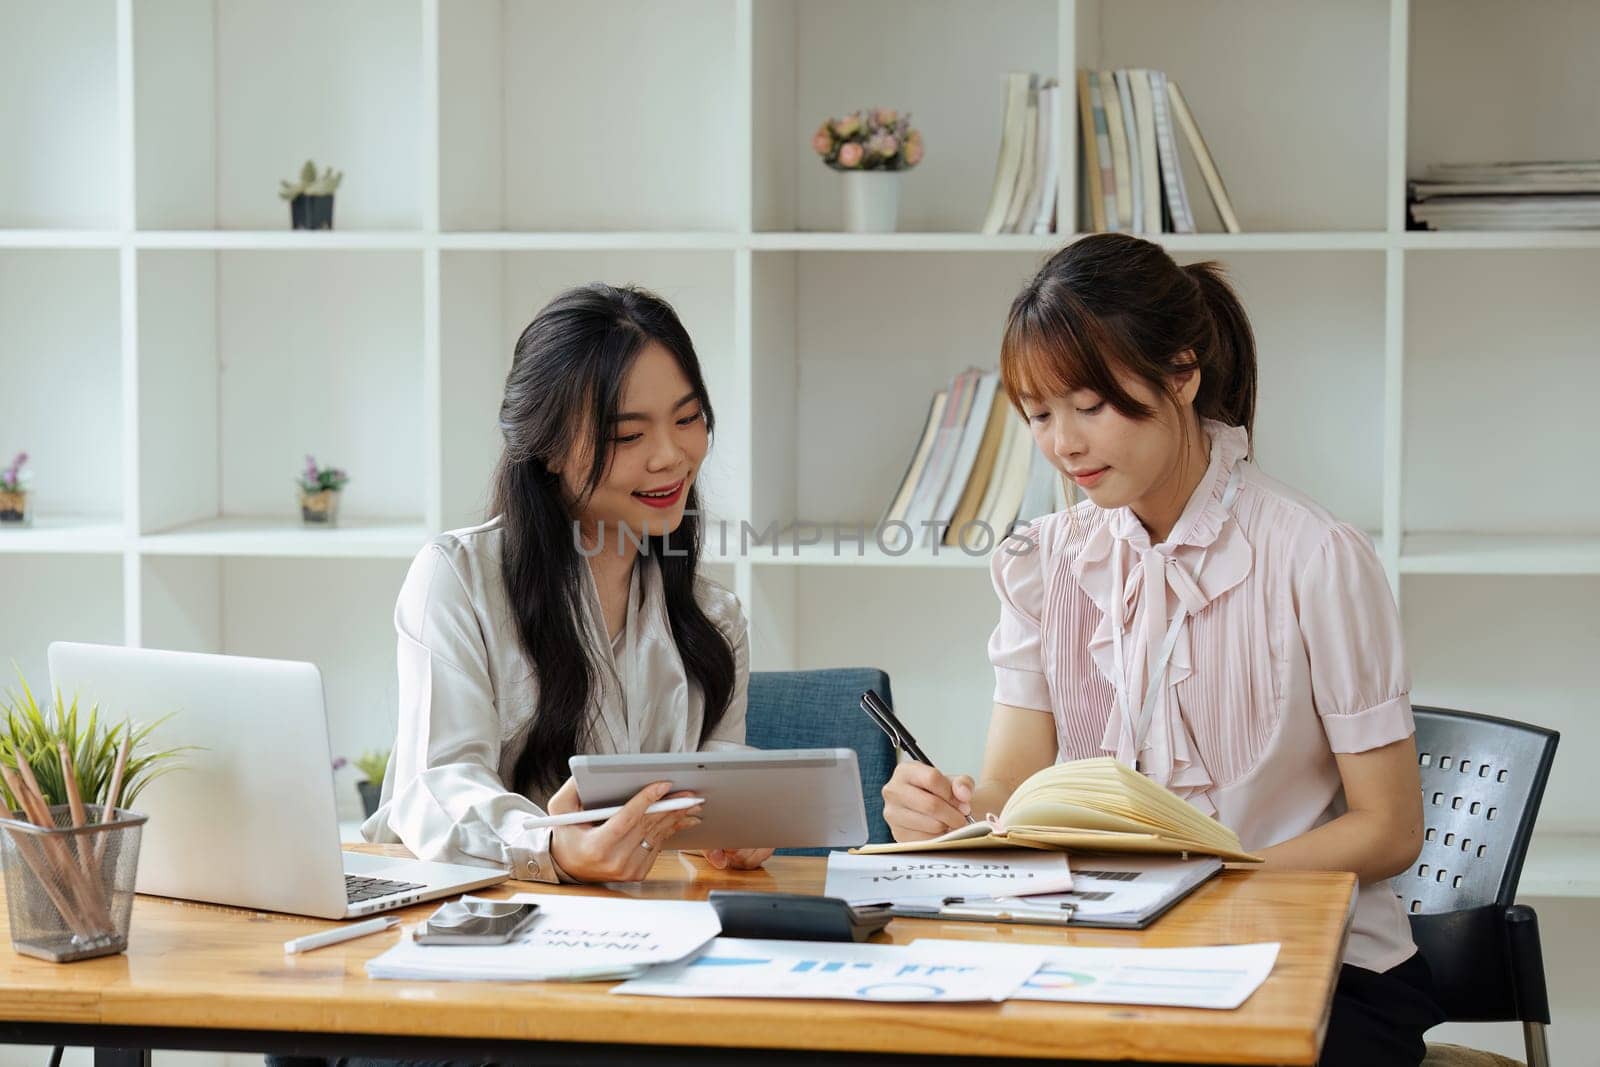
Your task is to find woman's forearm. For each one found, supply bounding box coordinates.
[1257,808,1421,885]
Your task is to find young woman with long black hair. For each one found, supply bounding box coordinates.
[364,283,771,882]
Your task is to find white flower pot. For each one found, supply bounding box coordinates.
[842,170,901,233]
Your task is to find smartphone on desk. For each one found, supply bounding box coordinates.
[413,898,540,945]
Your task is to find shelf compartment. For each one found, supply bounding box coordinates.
[755,0,1060,234]
[137,249,426,535]
[0,250,124,525]
[1404,250,1600,536]
[0,0,120,229]
[1409,1,1600,186]
[441,0,739,233]
[134,0,423,231]
[1083,0,1392,233]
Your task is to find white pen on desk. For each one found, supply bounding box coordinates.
[284,915,401,955]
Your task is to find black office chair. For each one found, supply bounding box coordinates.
[1401,706,1559,1067]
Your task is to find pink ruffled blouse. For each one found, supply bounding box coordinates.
[989,420,1417,972]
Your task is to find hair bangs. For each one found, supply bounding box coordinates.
[999,290,1153,420]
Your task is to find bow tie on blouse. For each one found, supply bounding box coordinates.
[1069,421,1254,815]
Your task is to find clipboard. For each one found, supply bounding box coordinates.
[888,854,1224,929]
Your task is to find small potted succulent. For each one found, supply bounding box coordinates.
[811,108,924,233]
[278,160,343,230]
[297,455,349,527]
[335,749,390,818]
[0,452,32,527]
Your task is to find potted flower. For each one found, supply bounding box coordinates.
[812,108,924,233]
[278,160,343,230]
[335,749,390,818]
[297,455,349,527]
[0,452,32,527]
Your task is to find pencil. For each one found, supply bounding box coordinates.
[59,742,105,897]
[0,762,96,938]
[93,729,133,869]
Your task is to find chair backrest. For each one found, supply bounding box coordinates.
[745,668,896,855]
[1400,706,1559,915]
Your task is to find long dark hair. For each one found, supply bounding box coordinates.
[999,233,1257,452]
[490,283,735,798]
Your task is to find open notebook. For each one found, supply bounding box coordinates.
[853,757,1262,863]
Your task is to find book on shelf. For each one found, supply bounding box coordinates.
[1113,69,1144,234]
[1087,71,1119,231]
[975,415,1036,542]
[943,384,1011,547]
[1148,69,1194,234]
[1100,71,1133,232]
[981,73,1035,235]
[881,389,949,529]
[1408,160,1600,231]
[897,368,979,546]
[927,371,1001,546]
[1075,68,1238,235]
[853,756,1262,863]
[1020,81,1060,236]
[1128,71,1162,235]
[982,72,1062,236]
[1076,69,1106,233]
[1000,79,1040,233]
[1165,79,1240,234]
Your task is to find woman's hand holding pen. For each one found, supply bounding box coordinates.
[882,763,976,842]
[547,778,703,883]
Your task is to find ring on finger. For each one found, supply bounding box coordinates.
[639,839,654,852]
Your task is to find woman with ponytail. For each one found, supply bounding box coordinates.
[365,283,772,883]
[882,234,1443,1064]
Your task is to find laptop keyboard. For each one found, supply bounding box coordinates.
[345,873,426,903]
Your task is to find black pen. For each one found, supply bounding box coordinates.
[859,689,976,824]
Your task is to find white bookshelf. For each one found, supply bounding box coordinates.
[1,0,1597,905]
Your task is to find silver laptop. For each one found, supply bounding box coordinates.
[48,642,507,920]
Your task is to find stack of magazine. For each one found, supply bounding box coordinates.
[1408,160,1600,230]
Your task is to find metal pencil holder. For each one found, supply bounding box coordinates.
[0,804,146,962]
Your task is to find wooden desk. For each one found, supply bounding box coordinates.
[0,849,1355,1066]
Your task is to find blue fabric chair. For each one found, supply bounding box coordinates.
[745,668,896,855]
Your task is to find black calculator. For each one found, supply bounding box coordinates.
[708,891,894,943]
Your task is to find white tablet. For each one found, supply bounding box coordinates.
[567,748,868,851]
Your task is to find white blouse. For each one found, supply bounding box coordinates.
[361,517,750,882]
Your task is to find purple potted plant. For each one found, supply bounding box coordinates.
[297,455,349,526]
[1,452,32,526]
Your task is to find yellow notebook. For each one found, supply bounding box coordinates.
[853,757,1262,863]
